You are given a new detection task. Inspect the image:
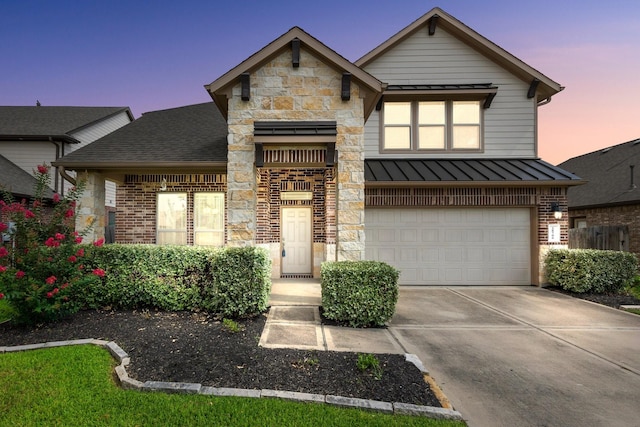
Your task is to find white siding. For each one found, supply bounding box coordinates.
[0,110,131,197]
[0,140,60,191]
[105,180,116,207]
[68,110,132,150]
[363,26,536,159]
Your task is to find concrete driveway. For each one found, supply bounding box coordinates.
[388,286,640,427]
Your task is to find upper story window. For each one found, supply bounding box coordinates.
[383,100,482,152]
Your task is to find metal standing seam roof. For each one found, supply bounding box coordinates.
[365,159,582,185]
[385,83,497,91]
[254,121,337,136]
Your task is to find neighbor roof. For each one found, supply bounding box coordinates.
[365,159,582,187]
[355,7,563,102]
[54,102,228,170]
[559,138,640,208]
[205,26,386,120]
[0,106,132,144]
[0,154,55,199]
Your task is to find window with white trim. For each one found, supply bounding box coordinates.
[194,193,225,246]
[382,100,482,152]
[157,192,225,246]
[157,193,187,245]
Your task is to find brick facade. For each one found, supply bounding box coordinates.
[570,204,640,256]
[115,174,227,244]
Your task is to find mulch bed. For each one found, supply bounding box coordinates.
[0,309,440,407]
[546,286,640,308]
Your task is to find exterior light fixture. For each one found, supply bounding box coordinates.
[551,202,562,220]
[160,177,167,191]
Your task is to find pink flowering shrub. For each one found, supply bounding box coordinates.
[0,164,105,324]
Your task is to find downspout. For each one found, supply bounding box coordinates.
[48,137,61,194]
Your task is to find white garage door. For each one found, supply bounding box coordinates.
[365,208,531,285]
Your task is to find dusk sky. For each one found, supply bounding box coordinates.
[3,0,638,165]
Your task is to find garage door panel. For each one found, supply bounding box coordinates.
[365,208,531,286]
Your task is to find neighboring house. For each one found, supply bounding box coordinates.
[559,138,640,255]
[54,7,581,285]
[0,106,134,240]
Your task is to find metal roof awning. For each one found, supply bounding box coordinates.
[365,159,583,187]
[254,121,337,136]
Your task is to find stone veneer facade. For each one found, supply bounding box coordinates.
[225,47,366,277]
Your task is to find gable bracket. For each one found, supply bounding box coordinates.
[326,143,336,167]
[341,73,351,101]
[291,38,300,68]
[375,96,384,111]
[527,79,540,99]
[483,92,497,109]
[255,143,264,167]
[241,72,250,101]
[428,16,439,36]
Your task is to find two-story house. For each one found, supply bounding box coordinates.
[54,8,581,285]
[0,106,134,240]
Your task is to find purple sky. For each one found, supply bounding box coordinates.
[3,0,639,164]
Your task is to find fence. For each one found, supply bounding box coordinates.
[569,225,629,252]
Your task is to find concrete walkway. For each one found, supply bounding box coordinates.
[265,281,640,427]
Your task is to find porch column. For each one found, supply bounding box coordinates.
[226,131,256,246]
[76,171,105,243]
[336,123,366,261]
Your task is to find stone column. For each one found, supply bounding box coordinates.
[76,171,105,243]
[336,121,366,261]
[225,131,256,247]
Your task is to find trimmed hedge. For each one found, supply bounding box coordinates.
[76,244,271,318]
[545,249,638,293]
[203,247,272,318]
[321,261,399,328]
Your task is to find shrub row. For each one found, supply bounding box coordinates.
[78,244,271,318]
[321,261,399,328]
[545,249,638,293]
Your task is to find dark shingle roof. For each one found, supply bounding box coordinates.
[559,138,640,208]
[0,106,131,142]
[365,159,581,185]
[54,103,227,167]
[0,155,55,199]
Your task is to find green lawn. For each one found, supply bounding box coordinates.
[0,345,465,427]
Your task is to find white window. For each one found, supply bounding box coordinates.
[157,193,187,245]
[156,192,225,246]
[194,193,225,246]
[383,100,481,152]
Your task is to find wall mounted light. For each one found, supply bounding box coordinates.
[551,202,562,220]
[160,177,167,191]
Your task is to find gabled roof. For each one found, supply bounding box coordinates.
[0,154,55,199]
[355,7,563,102]
[559,138,640,208]
[0,106,133,144]
[205,26,386,120]
[365,159,582,187]
[53,102,227,172]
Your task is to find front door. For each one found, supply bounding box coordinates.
[281,207,312,275]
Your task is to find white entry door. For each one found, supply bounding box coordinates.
[281,207,312,274]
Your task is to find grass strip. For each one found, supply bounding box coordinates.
[0,345,465,427]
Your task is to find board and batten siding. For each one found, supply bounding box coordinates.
[363,25,537,159]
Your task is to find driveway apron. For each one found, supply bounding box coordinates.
[389,287,640,427]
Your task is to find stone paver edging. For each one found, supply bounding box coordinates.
[0,339,464,421]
